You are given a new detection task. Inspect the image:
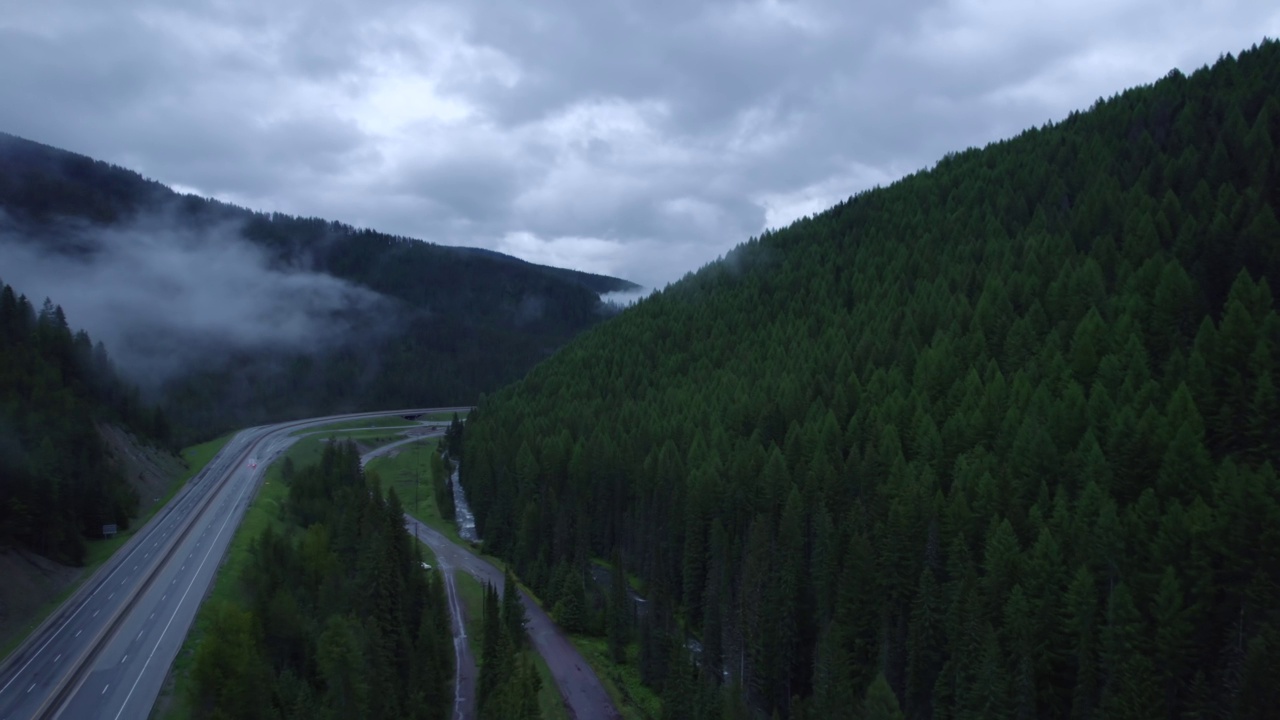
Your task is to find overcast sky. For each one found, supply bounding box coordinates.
[1,1,1276,288]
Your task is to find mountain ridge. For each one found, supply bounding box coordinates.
[461,39,1280,719]
[0,131,637,442]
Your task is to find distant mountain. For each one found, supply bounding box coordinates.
[440,245,640,296]
[0,132,638,442]
[461,40,1280,717]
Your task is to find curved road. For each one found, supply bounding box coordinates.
[358,437,479,720]
[0,407,468,720]
[361,436,620,719]
[403,516,621,720]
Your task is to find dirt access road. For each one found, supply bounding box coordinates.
[360,436,619,719]
[404,517,621,720]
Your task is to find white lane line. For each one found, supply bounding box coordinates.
[137,630,145,640]
[93,610,99,618]
[102,684,109,694]
[113,442,265,720]
[121,654,128,663]
[75,630,81,638]
[0,516,156,697]
[162,594,167,601]
[54,654,61,663]
[108,593,114,600]
[27,683,35,694]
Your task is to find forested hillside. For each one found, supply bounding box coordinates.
[461,41,1280,719]
[0,133,638,442]
[0,279,168,564]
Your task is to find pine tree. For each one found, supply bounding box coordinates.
[864,672,906,720]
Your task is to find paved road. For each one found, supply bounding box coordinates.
[357,436,479,720]
[0,407,469,720]
[404,517,621,720]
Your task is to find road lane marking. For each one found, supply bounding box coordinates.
[162,594,167,601]
[113,446,265,720]
[27,683,35,694]
[54,654,61,663]
[122,654,127,663]
[102,684,109,694]
[75,630,81,637]
[0,513,152,698]
[108,593,113,600]
[138,630,145,640]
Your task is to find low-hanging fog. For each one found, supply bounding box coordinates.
[0,211,394,386]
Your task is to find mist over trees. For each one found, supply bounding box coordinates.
[461,41,1280,719]
[0,134,638,443]
[0,279,167,563]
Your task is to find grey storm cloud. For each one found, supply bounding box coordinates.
[1,0,1278,289]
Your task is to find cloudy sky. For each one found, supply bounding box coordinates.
[1,1,1277,288]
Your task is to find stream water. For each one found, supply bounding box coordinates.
[450,466,479,542]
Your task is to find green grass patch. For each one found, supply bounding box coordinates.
[293,430,410,449]
[571,635,661,720]
[420,410,468,422]
[590,557,647,595]
[453,569,485,658]
[363,443,516,580]
[180,433,235,483]
[363,440,471,545]
[530,648,572,720]
[291,416,416,435]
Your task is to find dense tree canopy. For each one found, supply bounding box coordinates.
[190,442,453,720]
[462,41,1280,719]
[0,279,166,563]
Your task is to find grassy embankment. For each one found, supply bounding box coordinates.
[287,416,416,434]
[365,440,567,720]
[567,558,661,720]
[0,433,236,663]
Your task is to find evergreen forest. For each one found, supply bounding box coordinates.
[188,441,456,720]
[461,41,1280,719]
[0,279,168,563]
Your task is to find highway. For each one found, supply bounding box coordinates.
[0,407,469,720]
